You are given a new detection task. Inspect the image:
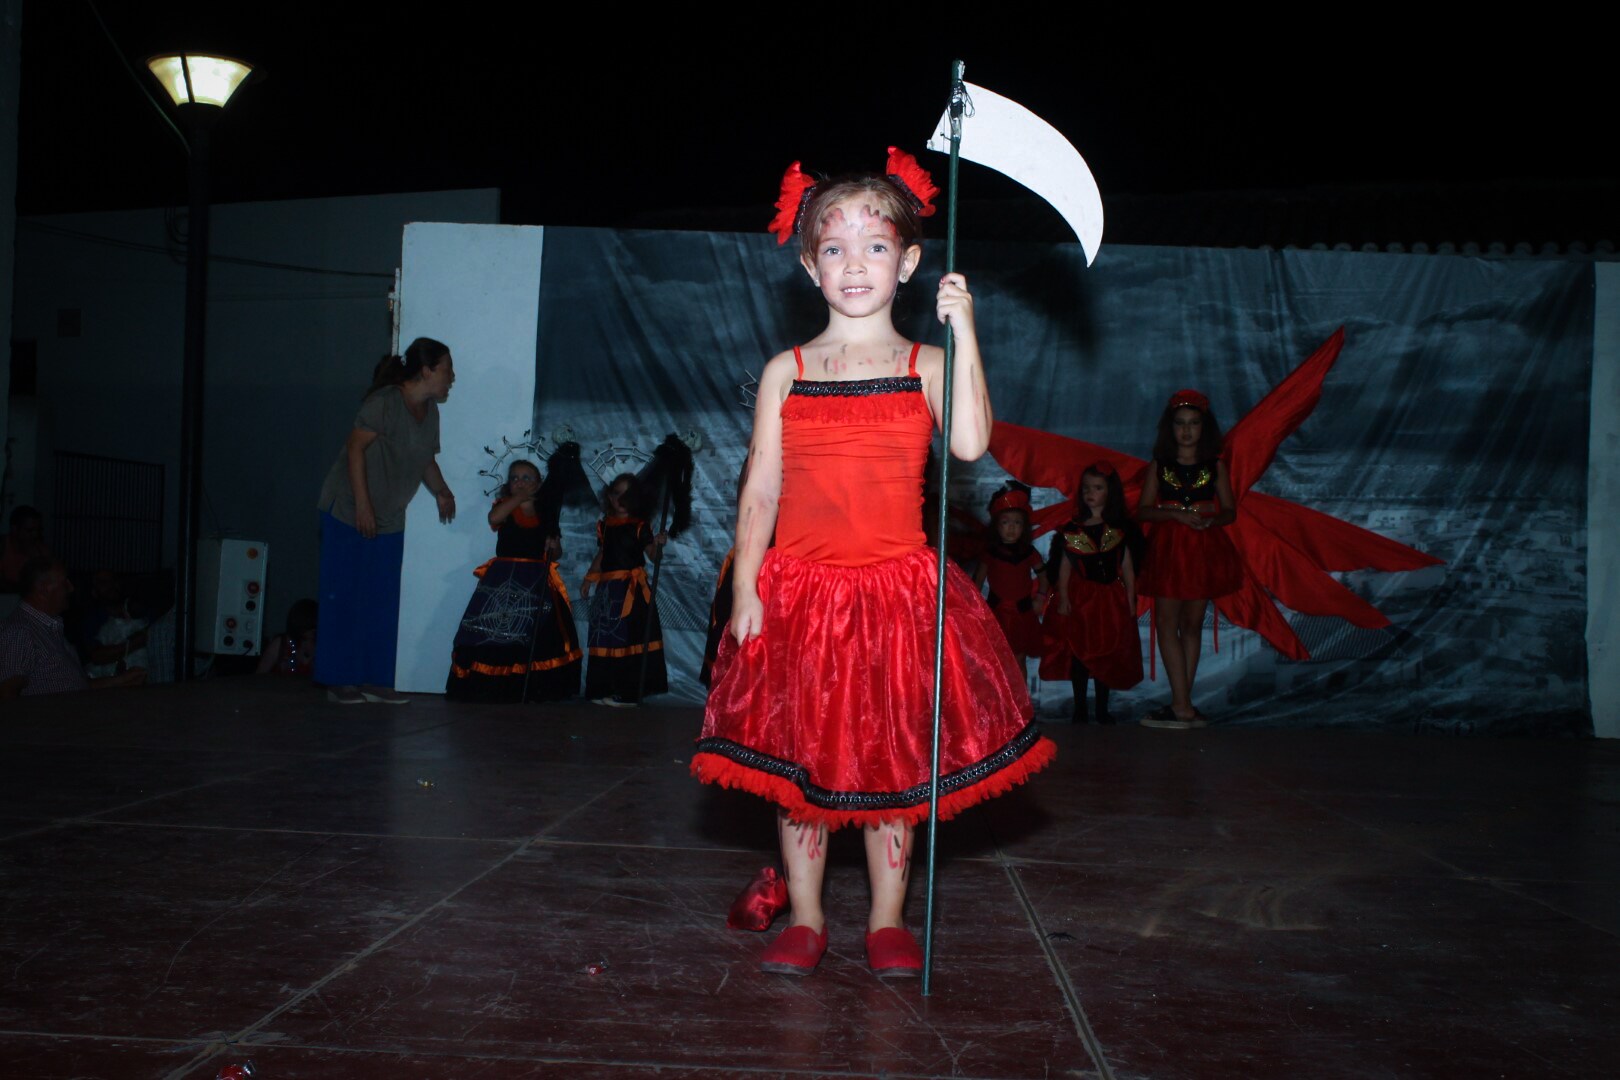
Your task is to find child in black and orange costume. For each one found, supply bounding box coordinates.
[1041,461,1144,723]
[446,459,582,702]
[580,473,667,706]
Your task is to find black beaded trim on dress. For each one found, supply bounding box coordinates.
[695,721,1044,810]
[791,376,922,398]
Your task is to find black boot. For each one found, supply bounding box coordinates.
[1094,682,1115,725]
[1069,660,1089,724]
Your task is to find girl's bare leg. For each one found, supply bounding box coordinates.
[1176,599,1210,717]
[863,820,914,932]
[1156,597,1193,714]
[778,812,828,932]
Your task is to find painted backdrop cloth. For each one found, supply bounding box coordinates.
[694,348,1055,829]
[531,227,1591,734]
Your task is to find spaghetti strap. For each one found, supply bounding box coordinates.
[907,342,921,378]
[792,346,805,379]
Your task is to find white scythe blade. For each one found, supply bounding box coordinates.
[928,81,1105,265]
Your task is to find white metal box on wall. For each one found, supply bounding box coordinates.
[196,538,268,655]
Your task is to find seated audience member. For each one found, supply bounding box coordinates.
[256,599,318,676]
[0,558,146,698]
[80,569,151,678]
[0,507,49,593]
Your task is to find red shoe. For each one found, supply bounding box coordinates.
[759,924,827,976]
[865,927,923,979]
[727,867,789,932]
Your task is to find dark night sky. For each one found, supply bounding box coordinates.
[15,6,1617,244]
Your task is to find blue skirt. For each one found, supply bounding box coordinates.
[314,512,404,687]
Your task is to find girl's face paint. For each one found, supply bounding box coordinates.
[795,821,825,862]
[801,198,920,321]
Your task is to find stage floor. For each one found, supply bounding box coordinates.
[1,680,1616,1079]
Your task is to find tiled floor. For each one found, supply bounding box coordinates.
[2,680,1616,1078]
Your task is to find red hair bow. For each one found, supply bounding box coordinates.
[768,162,817,246]
[1168,388,1210,411]
[1090,460,1117,477]
[886,146,939,218]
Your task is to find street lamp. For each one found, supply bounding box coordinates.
[146,51,252,681]
[146,54,252,108]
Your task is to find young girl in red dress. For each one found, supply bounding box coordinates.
[1134,391,1241,728]
[693,152,1055,979]
[1040,462,1144,724]
[973,483,1047,668]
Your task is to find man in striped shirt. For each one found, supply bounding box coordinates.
[0,559,145,697]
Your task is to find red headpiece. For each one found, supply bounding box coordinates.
[885,147,939,219]
[767,149,939,245]
[768,162,817,246]
[1088,460,1117,478]
[1167,388,1209,411]
[988,487,1032,518]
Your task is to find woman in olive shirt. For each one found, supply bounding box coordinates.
[315,337,457,704]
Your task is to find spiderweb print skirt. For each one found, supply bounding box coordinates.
[445,558,581,702]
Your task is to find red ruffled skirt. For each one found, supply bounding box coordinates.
[693,546,1055,830]
[1138,518,1244,600]
[1039,578,1143,689]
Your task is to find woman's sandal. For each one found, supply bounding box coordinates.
[1140,705,1191,730]
[759,924,828,976]
[865,927,924,979]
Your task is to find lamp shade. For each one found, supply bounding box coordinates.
[146,53,252,108]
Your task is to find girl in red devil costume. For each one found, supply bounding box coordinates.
[1040,461,1144,724]
[1134,390,1242,728]
[692,151,1055,980]
[973,483,1047,668]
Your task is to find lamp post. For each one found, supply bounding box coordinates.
[146,52,252,681]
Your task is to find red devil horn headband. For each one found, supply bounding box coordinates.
[768,150,939,245]
[1168,388,1210,411]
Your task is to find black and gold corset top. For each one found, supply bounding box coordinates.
[1158,460,1217,506]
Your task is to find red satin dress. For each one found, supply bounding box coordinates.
[693,344,1055,830]
[1039,520,1144,689]
[1137,459,1244,600]
[982,542,1046,657]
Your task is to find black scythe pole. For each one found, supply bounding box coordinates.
[922,58,967,997]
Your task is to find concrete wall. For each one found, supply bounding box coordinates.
[9,188,500,639]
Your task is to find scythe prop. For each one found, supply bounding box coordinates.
[919,61,1105,995]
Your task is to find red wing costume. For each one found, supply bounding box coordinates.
[988,329,1442,661]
